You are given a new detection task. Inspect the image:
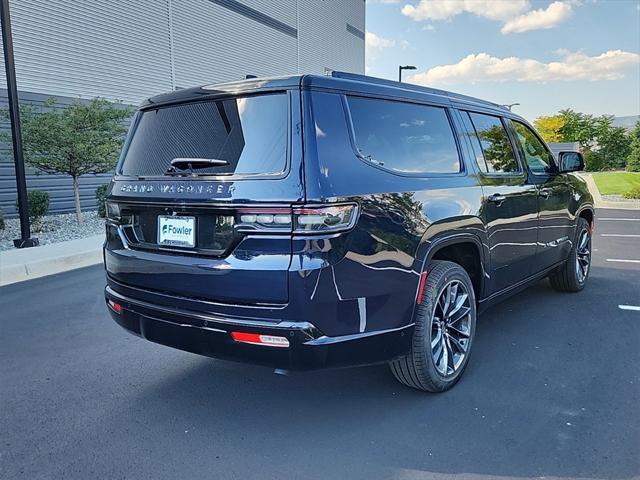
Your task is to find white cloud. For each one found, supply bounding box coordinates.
[365,31,396,52]
[401,0,529,22]
[501,1,574,33]
[409,50,640,85]
[401,0,576,33]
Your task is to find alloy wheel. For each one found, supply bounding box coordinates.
[430,280,472,376]
[575,228,591,283]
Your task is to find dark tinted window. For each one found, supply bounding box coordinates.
[468,112,520,174]
[347,97,460,174]
[510,121,556,174]
[120,94,288,176]
[459,112,488,173]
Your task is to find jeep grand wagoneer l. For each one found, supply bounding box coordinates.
[104,72,593,392]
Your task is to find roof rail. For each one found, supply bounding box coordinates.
[329,70,507,110]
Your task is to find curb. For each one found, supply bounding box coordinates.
[577,173,640,210]
[0,235,104,286]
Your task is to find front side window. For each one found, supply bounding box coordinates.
[347,96,460,174]
[120,93,288,177]
[468,112,520,174]
[510,121,556,174]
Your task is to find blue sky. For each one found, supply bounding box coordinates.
[366,0,640,121]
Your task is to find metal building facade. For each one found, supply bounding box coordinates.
[0,0,365,216]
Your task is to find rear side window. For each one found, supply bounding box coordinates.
[346,96,460,174]
[120,93,288,177]
[467,112,520,174]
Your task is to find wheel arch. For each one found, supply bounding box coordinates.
[420,234,487,302]
[577,205,595,230]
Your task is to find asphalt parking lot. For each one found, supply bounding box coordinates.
[1,208,638,480]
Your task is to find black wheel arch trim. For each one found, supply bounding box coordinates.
[417,232,488,301]
[576,204,595,226]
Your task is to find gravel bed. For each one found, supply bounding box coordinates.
[602,194,640,203]
[0,211,105,251]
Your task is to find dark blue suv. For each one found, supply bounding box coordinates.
[104,72,594,392]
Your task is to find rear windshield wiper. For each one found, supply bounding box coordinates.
[165,158,230,175]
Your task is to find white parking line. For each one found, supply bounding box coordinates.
[598,218,640,221]
[606,259,640,264]
[601,234,640,238]
[619,305,640,312]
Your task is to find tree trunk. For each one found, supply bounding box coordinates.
[72,175,83,224]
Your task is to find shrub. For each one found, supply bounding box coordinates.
[95,184,109,218]
[584,150,604,171]
[626,121,640,172]
[16,190,49,225]
[0,208,5,231]
[628,156,640,172]
[622,186,640,200]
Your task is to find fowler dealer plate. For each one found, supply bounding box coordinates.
[157,216,196,247]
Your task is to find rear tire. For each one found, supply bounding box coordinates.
[390,260,476,392]
[549,217,591,293]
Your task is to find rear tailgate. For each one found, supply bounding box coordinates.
[104,90,303,306]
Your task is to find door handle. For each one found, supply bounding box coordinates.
[539,189,550,199]
[487,193,506,204]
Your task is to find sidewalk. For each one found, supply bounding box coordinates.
[0,234,104,286]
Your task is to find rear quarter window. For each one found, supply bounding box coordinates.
[346,96,460,175]
[119,93,289,177]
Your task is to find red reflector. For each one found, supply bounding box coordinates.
[108,300,123,314]
[231,332,289,347]
[416,271,428,305]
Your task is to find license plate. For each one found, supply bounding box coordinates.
[158,216,196,247]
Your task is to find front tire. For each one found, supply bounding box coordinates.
[390,260,477,392]
[549,217,591,292]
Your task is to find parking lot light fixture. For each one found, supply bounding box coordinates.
[1,0,38,248]
[398,65,417,83]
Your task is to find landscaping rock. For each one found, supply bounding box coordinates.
[0,211,105,251]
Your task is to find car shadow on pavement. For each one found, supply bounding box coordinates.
[103,274,638,480]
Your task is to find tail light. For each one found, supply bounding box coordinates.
[237,204,358,234]
[105,201,120,220]
[105,202,132,225]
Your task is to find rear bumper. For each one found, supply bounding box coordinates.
[105,286,413,370]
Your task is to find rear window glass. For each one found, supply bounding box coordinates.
[346,96,460,174]
[467,112,520,174]
[120,93,288,177]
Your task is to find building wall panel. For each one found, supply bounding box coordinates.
[171,0,298,87]
[0,0,173,105]
[0,0,364,218]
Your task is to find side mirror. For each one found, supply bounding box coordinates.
[558,151,584,173]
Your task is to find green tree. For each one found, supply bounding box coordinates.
[558,109,598,149]
[626,121,640,172]
[533,115,565,143]
[595,119,631,170]
[5,98,131,223]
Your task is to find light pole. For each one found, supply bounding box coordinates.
[504,103,520,111]
[398,65,416,83]
[1,0,38,248]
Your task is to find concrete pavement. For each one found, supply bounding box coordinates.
[0,234,103,286]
